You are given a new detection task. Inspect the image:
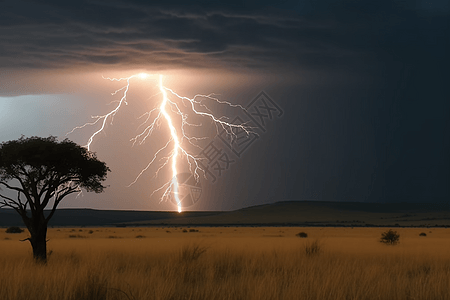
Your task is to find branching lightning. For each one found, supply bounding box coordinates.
[69,73,251,212]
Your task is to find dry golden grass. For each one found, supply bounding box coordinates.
[0,227,449,300]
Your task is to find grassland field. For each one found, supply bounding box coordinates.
[1,227,449,300]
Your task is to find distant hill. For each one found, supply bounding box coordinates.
[1,201,449,227]
[0,209,218,227]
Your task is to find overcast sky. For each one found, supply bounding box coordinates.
[1,0,449,211]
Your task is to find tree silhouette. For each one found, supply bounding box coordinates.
[0,136,110,262]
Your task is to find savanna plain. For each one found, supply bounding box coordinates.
[1,227,449,300]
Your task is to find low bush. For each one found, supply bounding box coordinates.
[380,229,400,245]
[419,232,427,237]
[296,232,308,238]
[5,227,23,234]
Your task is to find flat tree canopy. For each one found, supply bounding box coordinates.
[0,136,110,262]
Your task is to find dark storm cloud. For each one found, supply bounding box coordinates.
[1,0,447,72]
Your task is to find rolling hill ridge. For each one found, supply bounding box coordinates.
[1,201,448,227]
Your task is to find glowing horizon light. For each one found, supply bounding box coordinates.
[69,72,251,213]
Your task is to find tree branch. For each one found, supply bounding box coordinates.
[28,173,41,209]
[38,178,54,199]
[40,178,60,209]
[0,200,19,210]
[0,181,24,194]
[0,193,21,208]
[39,173,77,209]
[1,191,30,221]
[0,197,23,216]
[15,190,29,217]
[45,185,79,222]
[13,177,36,212]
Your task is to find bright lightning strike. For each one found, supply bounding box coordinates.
[158,75,182,212]
[69,73,251,213]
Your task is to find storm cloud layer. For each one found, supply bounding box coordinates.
[1,0,448,73]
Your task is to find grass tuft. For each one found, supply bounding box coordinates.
[304,239,322,256]
[179,243,209,262]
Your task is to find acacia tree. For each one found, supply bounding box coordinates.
[0,136,110,262]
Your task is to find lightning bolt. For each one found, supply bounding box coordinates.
[69,73,251,213]
[158,75,182,212]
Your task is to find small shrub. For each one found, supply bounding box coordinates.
[304,239,322,256]
[135,235,145,238]
[108,235,121,239]
[68,235,87,238]
[419,232,427,237]
[296,232,308,238]
[380,229,400,245]
[189,229,199,232]
[5,226,24,234]
[182,229,188,233]
[88,230,94,234]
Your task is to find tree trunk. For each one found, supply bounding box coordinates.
[22,211,48,263]
[30,223,48,263]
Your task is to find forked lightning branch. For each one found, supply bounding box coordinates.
[68,73,250,212]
